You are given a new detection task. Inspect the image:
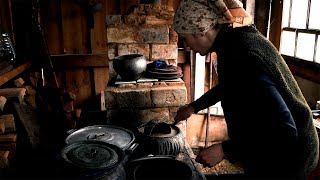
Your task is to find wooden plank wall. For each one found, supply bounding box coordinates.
[39,0,181,108]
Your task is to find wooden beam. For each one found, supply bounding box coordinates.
[269,0,283,50]
[50,54,109,68]
[93,67,109,99]
[0,62,32,87]
[254,0,271,37]
[182,63,191,103]
[177,50,189,64]
[284,56,320,84]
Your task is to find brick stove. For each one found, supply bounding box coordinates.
[104,3,187,134]
[105,80,187,133]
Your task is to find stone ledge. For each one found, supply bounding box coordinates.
[105,79,187,109]
[106,106,186,141]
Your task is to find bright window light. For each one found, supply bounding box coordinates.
[296,33,315,61]
[280,30,296,56]
[309,0,320,30]
[194,53,224,116]
[281,0,290,28]
[290,0,308,29]
[194,53,205,101]
[316,36,320,64]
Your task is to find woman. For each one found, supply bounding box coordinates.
[173,0,319,179]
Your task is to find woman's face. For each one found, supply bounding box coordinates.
[179,28,220,56]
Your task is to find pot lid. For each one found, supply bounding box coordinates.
[61,140,120,170]
[66,125,135,150]
[140,120,180,138]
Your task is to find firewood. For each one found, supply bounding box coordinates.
[100,90,106,111]
[0,114,15,132]
[12,102,41,149]
[0,133,17,143]
[0,96,6,112]
[23,85,37,96]
[0,143,16,160]
[0,88,26,104]
[0,121,4,134]
[0,151,9,168]
[13,77,25,87]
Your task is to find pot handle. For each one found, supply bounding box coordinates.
[125,143,139,155]
[66,128,77,135]
[127,154,176,165]
[143,120,160,136]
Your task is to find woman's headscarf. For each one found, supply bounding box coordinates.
[173,0,253,34]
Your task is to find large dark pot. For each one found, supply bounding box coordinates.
[138,120,184,157]
[65,125,136,154]
[113,54,147,81]
[59,140,127,180]
[125,155,193,180]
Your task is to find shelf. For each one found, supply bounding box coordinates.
[0,61,32,86]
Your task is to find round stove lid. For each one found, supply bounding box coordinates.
[61,140,120,170]
[141,120,180,138]
[66,125,135,149]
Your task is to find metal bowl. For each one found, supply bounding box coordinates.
[113,54,147,81]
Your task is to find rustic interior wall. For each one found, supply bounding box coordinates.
[33,0,182,108]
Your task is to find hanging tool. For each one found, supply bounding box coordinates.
[31,0,59,88]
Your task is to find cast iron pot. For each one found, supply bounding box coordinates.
[125,155,193,180]
[138,120,184,157]
[113,54,147,81]
[65,125,137,155]
[60,140,126,180]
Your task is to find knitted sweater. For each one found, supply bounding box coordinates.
[190,25,319,178]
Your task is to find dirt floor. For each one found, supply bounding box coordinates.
[192,148,244,176]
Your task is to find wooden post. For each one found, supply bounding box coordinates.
[254,0,272,37]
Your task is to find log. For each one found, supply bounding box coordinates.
[0,121,4,134]
[0,143,16,160]
[100,90,106,111]
[0,114,15,132]
[0,133,17,142]
[0,151,9,168]
[12,102,41,149]
[13,77,25,87]
[0,88,26,104]
[0,96,7,112]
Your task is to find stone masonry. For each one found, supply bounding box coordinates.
[105,80,187,127]
[106,4,178,80]
[105,3,187,135]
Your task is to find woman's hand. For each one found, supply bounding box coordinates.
[174,104,195,124]
[195,143,225,168]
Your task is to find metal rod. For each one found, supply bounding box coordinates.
[205,52,214,148]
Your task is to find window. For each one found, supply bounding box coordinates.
[193,52,224,116]
[280,0,320,64]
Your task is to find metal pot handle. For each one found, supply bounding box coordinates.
[66,128,77,135]
[125,143,139,155]
[128,154,176,164]
[143,120,160,136]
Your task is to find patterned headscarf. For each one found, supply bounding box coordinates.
[173,0,253,34]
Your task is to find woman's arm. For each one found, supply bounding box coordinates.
[189,84,222,113]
